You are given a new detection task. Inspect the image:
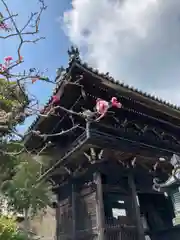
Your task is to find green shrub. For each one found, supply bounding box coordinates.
[0,216,27,240]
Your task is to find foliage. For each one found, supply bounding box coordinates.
[0,216,27,240]
[0,153,51,238]
[0,77,29,131]
[1,153,51,216]
[0,140,22,183]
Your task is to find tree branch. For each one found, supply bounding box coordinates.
[0,0,47,60]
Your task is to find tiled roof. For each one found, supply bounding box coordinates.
[27,47,180,132]
[77,61,179,110]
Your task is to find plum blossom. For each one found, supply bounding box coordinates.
[0,56,13,72]
[4,56,13,62]
[111,97,122,108]
[0,22,11,31]
[16,56,23,64]
[0,64,7,73]
[4,56,13,67]
[95,97,122,121]
[96,98,109,115]
[52,95,60,104]
[31,78,39,84]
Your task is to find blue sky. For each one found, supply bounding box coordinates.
[0,0,72,130]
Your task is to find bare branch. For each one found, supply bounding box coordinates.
[0,33,19,39]
[20,12,37,33]
[1,0,23,59]
[1,124,80,157]
[0,0,47,60]
[34,124,80,138]
[23,37,45,44]
[3,14,18,22]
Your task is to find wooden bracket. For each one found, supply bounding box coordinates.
[153,162,159,171]
[131,157,137,167]
[63,166,72,175]
[84,148,104,164]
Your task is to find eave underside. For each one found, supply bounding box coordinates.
[39,123,175,190]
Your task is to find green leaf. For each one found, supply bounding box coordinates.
[0,216,27,240]
[1,154,51,216]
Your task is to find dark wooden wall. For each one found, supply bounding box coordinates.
[57,182,97,240]
[76,187,97,239]
[56,164,177,240]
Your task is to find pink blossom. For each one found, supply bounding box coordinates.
[95,97,122,121]
[4,56,13,62]
[111,97,122,108]
[96,98,109,115]
[0,65,7,72]
[52,95,60,104]
[0,22,8,30]
[4,56,13,68]
[0,23,5,28]
[16,56,23,64]
[2,65,6,71]
[31,77,39,84]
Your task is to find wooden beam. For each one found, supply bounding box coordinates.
[93,172,106,240]
[103,184,128,194]
[128,171,145,240]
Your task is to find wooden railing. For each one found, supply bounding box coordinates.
[58,224,137,240]
[59,224,180,240]
[105,224,138,240]
[58,212,138,240]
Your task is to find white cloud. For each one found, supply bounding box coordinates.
[63,0,180,105]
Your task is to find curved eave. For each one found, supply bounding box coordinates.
[74,61,180,121]
[26,58,180,140]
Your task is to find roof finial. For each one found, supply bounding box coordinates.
[68,45,80,62]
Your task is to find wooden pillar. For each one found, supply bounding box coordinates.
[128,172,145,240]
[71,181,77,240]
[94,172,106,240]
